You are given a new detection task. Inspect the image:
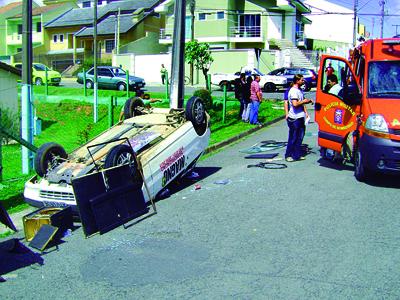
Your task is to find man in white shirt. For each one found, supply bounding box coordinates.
[327,74,342,96]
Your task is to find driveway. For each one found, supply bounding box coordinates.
[2,113,400,298]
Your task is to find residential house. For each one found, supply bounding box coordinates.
[0,61,21,116]
[43,0,165,72]
[5,2,77,66]
[158,0,311,51]
[0,1,39,62]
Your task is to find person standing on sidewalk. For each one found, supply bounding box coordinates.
[285,74,313,162]
[160,64,167,85]
[249,75,263,125]
[234,73,247,119]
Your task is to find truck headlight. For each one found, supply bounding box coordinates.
[365,114,389,133]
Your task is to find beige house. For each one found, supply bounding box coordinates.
[0,61,21,115]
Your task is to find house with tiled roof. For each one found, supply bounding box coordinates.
[5,1,77,60]
[0,2,39,61]
[43,0,165,70]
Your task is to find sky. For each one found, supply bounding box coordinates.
[325,0,400,38]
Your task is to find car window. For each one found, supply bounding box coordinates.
[14,64,22,70]
[112,68,126,76]
[87,68,94,75]
[287,69,297,75]
[98,68,113,77]
[33,64,47,71]
[299,69,309,75]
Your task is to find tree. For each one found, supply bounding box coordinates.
[185,40,213,87]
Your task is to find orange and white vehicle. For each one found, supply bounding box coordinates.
[314,38,400,181]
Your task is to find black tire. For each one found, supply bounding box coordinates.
[117,82,126,91]
[123,97,145,119]
[185,96,207,135]
[219,81,231,91]
[354,147,369,182]
[34,142,67,177]
[85,80,93,89]
[104,144,137,171]
[35,78,43,86]
[264,82,276,92]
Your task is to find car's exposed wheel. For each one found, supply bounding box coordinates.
[104,144,141,181]
[354,147,369,182]
[264,82,276,92]
[117,82,126,91]
[185,96,207,135]
[219,81,231,91]
[123,97,145,119]
[35,78,43,86]
[34,142,67,177]
[85,80,93,89]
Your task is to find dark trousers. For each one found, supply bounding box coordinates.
[161,74,166,85]
[285,117,305,160]
[238,98,246,119]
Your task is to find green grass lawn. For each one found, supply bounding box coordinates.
[1,87,284,213]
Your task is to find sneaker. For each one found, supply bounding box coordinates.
[298,156,306,161]
[285,157,294,162]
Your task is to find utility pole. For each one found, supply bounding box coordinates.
[93,0,98,122]
[379,0,385,38]
[353,0,359,46]
[117,8,120,54]
[169,0,186,109]
[189,0,195,85]
[21,0,34,173]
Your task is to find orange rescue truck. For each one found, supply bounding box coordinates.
[314,38,400,181]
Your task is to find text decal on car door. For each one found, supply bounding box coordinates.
[160,147,185,187]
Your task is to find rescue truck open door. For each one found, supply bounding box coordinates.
[315,55,362,154]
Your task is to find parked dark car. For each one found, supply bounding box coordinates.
[77,66,145,92]
[268,67,317,91]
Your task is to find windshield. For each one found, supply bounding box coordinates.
[368,61,400,98]
[33,64,48,71]
[253,68,265,76]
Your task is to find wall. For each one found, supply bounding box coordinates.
[0,68,18,114]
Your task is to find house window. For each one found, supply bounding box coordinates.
[18,24,23,34]
[216,11,224,20]
[36,22,41,32]
[17,48,22,53]
[97,0,102,5]
[53,34,58,43]
[82,1,91,8]
[198,13,206,21]
[59,34,64,43]
[105,40,115,53]
[239,14,261,37]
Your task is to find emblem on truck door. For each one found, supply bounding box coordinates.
[334,109,344,124]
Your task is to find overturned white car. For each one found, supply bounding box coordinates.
[24,96,210,213]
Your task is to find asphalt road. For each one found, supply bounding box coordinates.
[2,114,400,298]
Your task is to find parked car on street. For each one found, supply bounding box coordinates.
[13,62,62,86]
[24,96,210,213]
[268,67,317,91]
[76,66,146,92]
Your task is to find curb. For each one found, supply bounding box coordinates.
[204,115,285,154]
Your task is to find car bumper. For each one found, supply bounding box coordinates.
[359,133,400,173]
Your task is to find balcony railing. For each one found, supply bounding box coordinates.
[230,26,261,38]
[6,32,43,44]
[159,28,172,40]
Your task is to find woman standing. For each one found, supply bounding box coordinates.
[249,75,262,125]
[285,74,313,162]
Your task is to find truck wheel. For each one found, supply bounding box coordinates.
[301,81,310,91]
[264,82,276,92]
[85,80,93,89]
[104,144,136,168]
[354,147,369,182]
[117,82,126,91]
[34,142,68,177]
[123,97,144,119]
[185,96,207,135]
[35,78,43,86]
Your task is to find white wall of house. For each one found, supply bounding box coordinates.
[284,14,296,43]
[0,68,19,114]
[303,0,354,44]
[267,15,282,40]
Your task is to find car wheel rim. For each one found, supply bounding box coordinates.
[117,152,133,165]
[194,101,204,124]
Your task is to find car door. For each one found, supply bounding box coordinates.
[314,55,361,152]
[97,67,113,89]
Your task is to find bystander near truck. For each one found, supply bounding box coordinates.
[314,38,400,181]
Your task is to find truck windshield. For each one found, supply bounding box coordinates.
[368,61,400,98]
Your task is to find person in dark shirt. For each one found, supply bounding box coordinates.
[234,73,247,119]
